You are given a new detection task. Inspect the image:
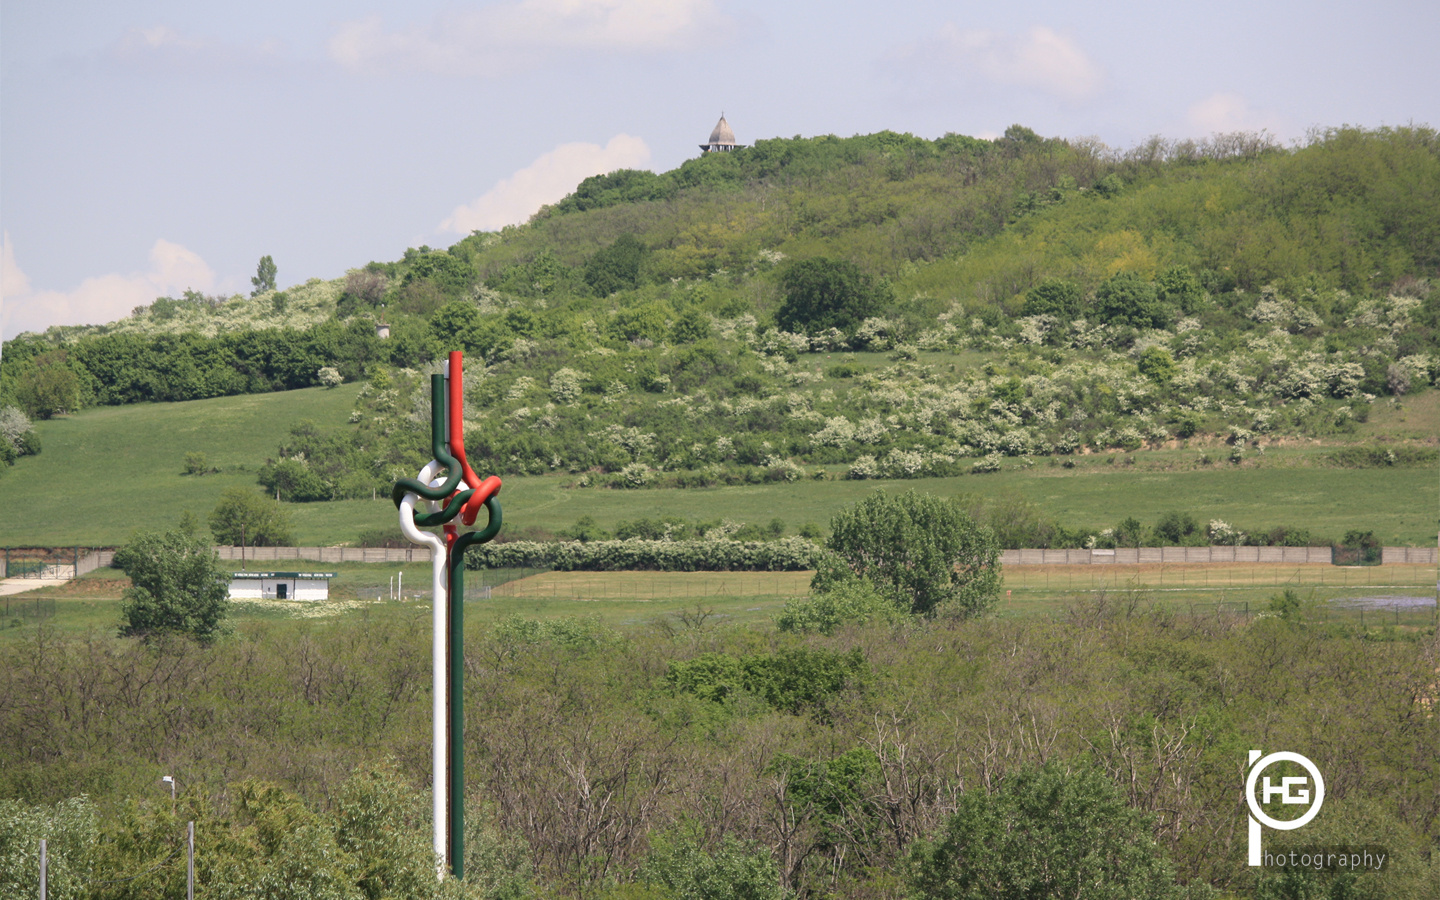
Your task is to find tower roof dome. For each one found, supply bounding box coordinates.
[708,115,736,146]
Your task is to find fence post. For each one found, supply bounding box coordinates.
[188,821,195,900]
[39,838,46,900]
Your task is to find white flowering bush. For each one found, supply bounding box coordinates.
[883,448,927,477]
[770,459,806,482]
[851,317,894,350]
[549,367,585,404]
[972,452,1004,473]
[810,416,857,447]
[847,455,879,479]
[317,366,343,388]
[853,418,889,444]
[1208,519,1245,545]
[618,463,654,488]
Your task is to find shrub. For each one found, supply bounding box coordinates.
[0,797,97,900]
[775,576,904,635]
[639,822,788,900]
[666,647,868,715]
[909,763,1185,900]
[1023,278,1083,319]
[1094,272,1171,329]
[463,538,821,572]
[1153,511,1199,545]
[1137,346,1177,382]
[971,453,1003,473]
[0,407,37,459]
[182,451,210,476]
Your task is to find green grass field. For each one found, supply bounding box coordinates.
[2,382,1436,548]
[0,384,360,546]
[482,453,1439,546]
[6,558,1433,643]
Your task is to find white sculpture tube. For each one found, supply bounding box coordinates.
[399,460,449,876]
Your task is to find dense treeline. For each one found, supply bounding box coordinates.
[0,319,422,411]
[2,603,1436,898]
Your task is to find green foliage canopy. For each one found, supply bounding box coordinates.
[817,490,1001,617]
[584,234,649,296]
[209,487,295,546]
[114,527,230,642]
[640,823,788,900]
[251,255,277,297]
[14,352,81,420]
[776,258,890,336]
[909,763,1185,900]
[1022,278,1083,319]
[1093,272,1171,329]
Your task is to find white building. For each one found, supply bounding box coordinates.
[228,572,337,602]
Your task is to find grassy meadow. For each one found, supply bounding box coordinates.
[2,382,1437,549]
[0,384,362,546]
[7,556,1434,645]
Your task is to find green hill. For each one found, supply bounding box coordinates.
[2,124,1437,547]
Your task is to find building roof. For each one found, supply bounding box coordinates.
[708,115,736,146]
[230,572,337,580]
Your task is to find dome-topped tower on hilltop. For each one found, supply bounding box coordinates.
[700,114,742,153]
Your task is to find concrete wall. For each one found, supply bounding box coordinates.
[213,545,1436,567]
[1004,546,1346,566]
[214,546,434,563]
[1381,546,1439,565]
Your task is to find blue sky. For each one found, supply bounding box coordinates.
[3,0,1437,338]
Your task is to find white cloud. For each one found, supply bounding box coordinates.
[441,134,652,234]
[1,235,216,339]
[329,0,727,76]
[892,24,1103,102]
[1186,92,1286,136]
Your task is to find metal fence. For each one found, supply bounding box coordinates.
[3,595,57,620]
[3,547,91,579]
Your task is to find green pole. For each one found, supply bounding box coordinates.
[391,376,466,507]
[446,497,503,880]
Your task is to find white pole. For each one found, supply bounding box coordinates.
[187,821,194,900]
[39,839,46,900]
[399,462,448,877]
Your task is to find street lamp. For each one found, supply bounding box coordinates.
[162,775,176,802]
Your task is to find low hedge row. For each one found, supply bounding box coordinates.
[463,538,822,572]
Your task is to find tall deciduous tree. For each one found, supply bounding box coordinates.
[1022,278,1083,319]
[115,527,229,642]
[815,489,1000,617]
[776,257,890,336]
[1094,272,1171,329]
[209,487,294,546]
[15,352,81,420]
[251,255,277,296]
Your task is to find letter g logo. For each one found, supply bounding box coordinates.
[1247,750,1325,865]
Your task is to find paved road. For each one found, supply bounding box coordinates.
[0,576,71,596]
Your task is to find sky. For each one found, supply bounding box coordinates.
[3,0,1437,339]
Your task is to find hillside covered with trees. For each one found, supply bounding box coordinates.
[3,125,1437,516]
